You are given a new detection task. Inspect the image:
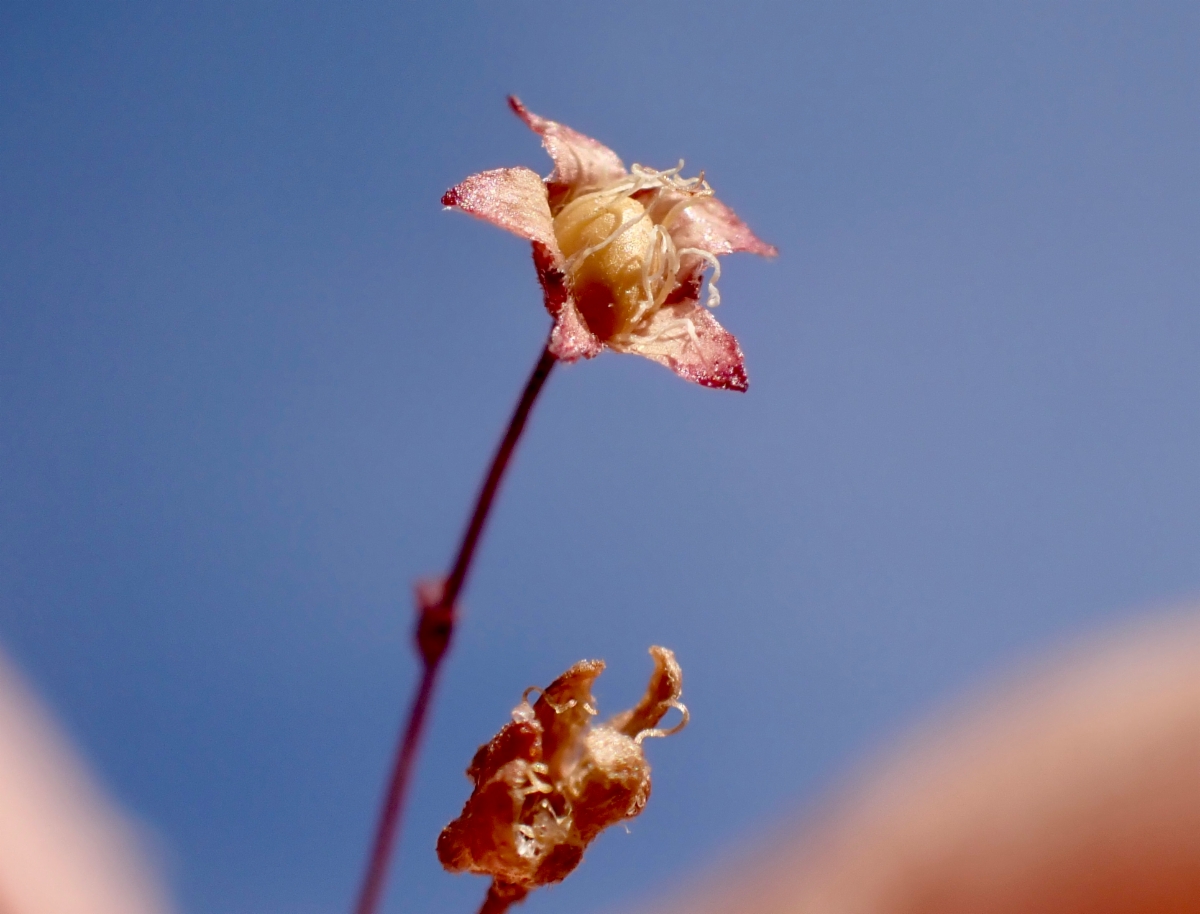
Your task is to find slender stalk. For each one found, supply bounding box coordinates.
[352,343,557,914]
[477,882,527,914]
[442,344,557,609]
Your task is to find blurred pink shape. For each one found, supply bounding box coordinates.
[0,651,170,914]
[649,608,1200,914]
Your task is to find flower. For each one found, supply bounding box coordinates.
[442,98,776,392]
[437,646,687,913]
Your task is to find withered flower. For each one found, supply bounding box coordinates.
[438,646,687,913]
[442,98,776,391]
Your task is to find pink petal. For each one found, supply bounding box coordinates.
[531,243,602,362]
[508,97,627,204]
[549,305,604,362]
[442,167,559,251]
[618,301,748,392]
[647,192,777,258]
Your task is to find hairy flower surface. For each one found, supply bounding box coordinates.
[437,646,687,912]
[442,98,776,391]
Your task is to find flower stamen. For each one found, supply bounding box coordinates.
[551,160,725,345]
[634,700,690,744]
[678,247,723,309]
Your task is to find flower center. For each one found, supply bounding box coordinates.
[550,163,726,346]
[552,196,658,342]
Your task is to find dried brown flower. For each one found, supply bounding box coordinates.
[437,646,687,913]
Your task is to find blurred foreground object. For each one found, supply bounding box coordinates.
[649,608,1200,914]
[440,646,687,914]
[0,649,170,914]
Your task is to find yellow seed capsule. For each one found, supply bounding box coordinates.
[553,196,657,341]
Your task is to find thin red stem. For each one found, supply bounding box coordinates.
[353,663,440,914]
[352,343,557,914]
[443,344,557,608]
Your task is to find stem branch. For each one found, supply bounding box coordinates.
[352,343,557,914]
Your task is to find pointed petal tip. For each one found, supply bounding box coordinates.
[508,95,535,128]
[700,364,749,392]
[503,97,626,195]
[620,302,749,392]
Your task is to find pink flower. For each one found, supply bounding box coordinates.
[442,98,776,392]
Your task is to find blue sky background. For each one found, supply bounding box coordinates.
[1,3,1198,913]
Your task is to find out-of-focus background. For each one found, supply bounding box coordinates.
[1,3,1197,913]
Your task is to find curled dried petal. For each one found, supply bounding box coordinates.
[466,718,540,787]
[534,660,605,779]
[608,645,684,738]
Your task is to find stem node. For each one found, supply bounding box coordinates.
[415,578,455,668]
[351,342,557,914]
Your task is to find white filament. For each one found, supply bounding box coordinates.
[634,700,691,744]
[554,160,722,351]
